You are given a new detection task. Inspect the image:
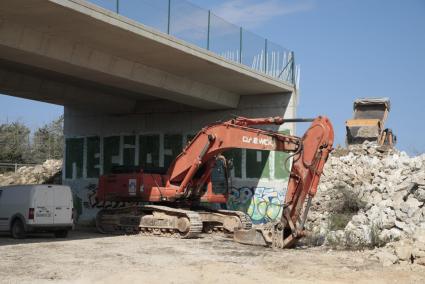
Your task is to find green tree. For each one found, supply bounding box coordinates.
[0,121,31,163]
[32,116,64,163]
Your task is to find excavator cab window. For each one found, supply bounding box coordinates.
[211,157,230,195]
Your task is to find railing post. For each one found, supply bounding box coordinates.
[14,163,17,173]
[291,51,295,85]
[264,39,268,73]
[239,27,243,64]
[167,0,171,34]
[207,10,211,50]
[116,0,119,14]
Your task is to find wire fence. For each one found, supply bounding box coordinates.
[87,0,295,84]
[0,163,37,173]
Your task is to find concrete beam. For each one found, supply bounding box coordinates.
[0,64,137,113]
[0,19,238,109]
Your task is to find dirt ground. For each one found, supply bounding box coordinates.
[0,229,424,284]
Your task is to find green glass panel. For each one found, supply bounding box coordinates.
[139,135,160,168]
[164,134,183,168]
[274,129,291,179]
[123,135,136,166]
[103,136,120,174]
[246,150,270,178]
[223,149,242,178]
[86,136,100,178]
[65,138,84,179]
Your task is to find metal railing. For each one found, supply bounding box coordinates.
[87,0,295,85]
[0,163,37,173]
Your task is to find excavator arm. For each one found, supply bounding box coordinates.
[234,116,334,247]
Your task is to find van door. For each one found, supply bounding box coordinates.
[53,187,72,224]
[34,187,54,224]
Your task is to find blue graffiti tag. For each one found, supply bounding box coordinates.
[227,186,286,224]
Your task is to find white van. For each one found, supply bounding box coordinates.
[0,185,74,238]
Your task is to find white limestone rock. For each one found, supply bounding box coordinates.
[376,250,399,266]
[378,228,402,243]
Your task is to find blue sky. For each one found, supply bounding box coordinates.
[1,0,424,154]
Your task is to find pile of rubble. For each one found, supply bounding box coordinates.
[306,142,425,266]
[0,160,62,186]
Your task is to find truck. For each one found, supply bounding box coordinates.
[0,185,74,238]
[346,97,396,147]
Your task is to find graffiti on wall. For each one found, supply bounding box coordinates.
[71,183,134,222]
[71,182,286,224]
[227,186,286,224]
[85,183,141,209]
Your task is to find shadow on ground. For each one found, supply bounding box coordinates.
[0,226,112,247]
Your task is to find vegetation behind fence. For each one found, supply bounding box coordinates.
[0,116,63,166]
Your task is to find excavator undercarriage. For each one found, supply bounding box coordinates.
[96,205,251,238]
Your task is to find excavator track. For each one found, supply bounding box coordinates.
[96,206,134,235]
[96,205,251,238]
[96,205,202,239]
[140,205,203,239]
[215,209,253,230]
[196,208,252,234]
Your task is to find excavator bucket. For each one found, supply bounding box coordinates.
[233,228,268,246]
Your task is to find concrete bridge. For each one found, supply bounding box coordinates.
[0,0,295,112]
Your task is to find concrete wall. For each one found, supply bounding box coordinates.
[63,93,297,224]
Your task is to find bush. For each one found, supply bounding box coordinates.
[328,213,353,231]
[328,187,367,231]
[339,188,367,213]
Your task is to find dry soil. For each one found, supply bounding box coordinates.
[0,229,424,284]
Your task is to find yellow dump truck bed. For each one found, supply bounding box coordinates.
[346,98,393,145]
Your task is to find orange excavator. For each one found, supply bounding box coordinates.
[95,116,334,248]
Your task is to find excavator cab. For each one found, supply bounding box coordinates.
[345,97,396,147]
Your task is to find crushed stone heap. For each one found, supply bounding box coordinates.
[0,160,62,186]
[306,142,425,266]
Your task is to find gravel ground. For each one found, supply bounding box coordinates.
[0,229,424,284]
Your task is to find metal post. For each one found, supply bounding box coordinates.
[239,27,243,64]
[207,10,211,50]
[116,0,119,14]
[264,39,268,73]
[14,163,17,173]
[290,51,295,85]
[167,0,171,34]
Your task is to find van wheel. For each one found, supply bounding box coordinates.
[54,230,68,238]
[11,219,26,239]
